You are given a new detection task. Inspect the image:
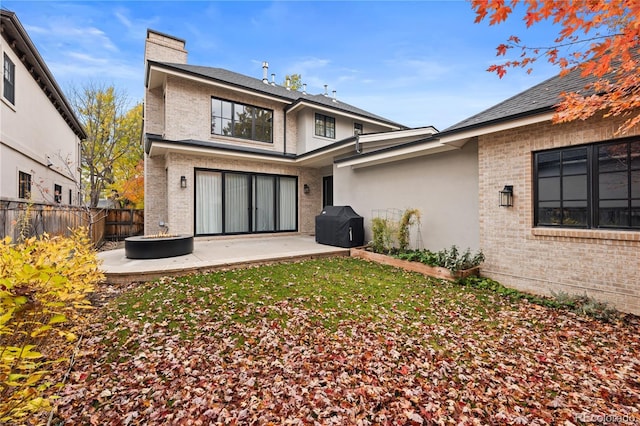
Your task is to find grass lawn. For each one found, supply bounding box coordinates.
[51,257,639,425]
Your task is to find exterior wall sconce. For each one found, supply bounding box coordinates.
[499,185,513,207]
[303,184,310,194]
[180,175,187,189]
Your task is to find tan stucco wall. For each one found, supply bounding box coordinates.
[144,152,321,236]
[478,115,640,314]
[1,37,80,204]
[333,139,479,251]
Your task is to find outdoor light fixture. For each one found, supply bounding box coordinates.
[180,175,187,189]
[499,185,514,207]
[303,184,310,194]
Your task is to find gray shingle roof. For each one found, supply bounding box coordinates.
[152,61,407,129]
[444,68,597,133]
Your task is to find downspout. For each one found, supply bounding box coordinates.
[283,108,287,155]
[355,133,361,153]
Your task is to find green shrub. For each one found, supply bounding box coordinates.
[551,291,618,322]
[459,278,619,322]
[0,228,104,422]
[371,217,396,254]
[397,208,420,252]
[396,246,485,272]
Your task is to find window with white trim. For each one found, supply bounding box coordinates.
[3,53,15,105]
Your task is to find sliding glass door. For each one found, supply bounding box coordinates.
[195,169,297,236]
[195,171,222,234]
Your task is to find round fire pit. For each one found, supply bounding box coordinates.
[124,234,194,259]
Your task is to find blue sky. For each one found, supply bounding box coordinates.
[4,1,562,130]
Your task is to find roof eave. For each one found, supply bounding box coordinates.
[1,10,87,139]
[146,60,294,104]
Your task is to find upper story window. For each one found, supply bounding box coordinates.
[18,171,31,199]
[315,113,335,139]
[354,122,363,135]
[211,97,273,143]
[3,53,15,105]
[534,138,640,230]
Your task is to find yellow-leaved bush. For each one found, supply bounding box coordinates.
[0,228,104,423]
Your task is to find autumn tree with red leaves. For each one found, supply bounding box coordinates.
[471,0,640,134]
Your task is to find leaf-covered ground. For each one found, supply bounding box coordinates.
[49,258,639,425]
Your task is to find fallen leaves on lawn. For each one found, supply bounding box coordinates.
[45,259,640,425]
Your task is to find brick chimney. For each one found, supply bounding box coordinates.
[145,29,187,64]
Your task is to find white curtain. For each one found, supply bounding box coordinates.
[279,177,296,231]
[195,171,222,234]
[254,175,275,231]
[225,173,249,232]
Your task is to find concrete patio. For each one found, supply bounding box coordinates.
[98,234,350,284]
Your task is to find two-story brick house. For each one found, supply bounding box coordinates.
[1,10,86,205]
[143,30,438,237]
[144,29,638,314]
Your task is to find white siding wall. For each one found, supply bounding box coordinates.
[333,139,479,251]
[0,38,80,204]
[296,108,391,153]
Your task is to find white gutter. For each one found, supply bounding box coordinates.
[337,111,556,169]
[439,111,555,147]
[285,101,404,130]
[336,140,459,169]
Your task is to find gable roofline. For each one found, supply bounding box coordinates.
[443,67,596,135]
[1,9,86,139]
[145,60,407,130]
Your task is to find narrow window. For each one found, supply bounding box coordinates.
[18,171,31,199]
[54,184,62,203]
[3,53,15,105]
[354,122,363,135]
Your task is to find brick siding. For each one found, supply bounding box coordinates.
[145,152,321,236]
[478,115,640,314]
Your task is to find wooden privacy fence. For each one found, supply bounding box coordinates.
[105,208,144,240]
[0,199,143,246]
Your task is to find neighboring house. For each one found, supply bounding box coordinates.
[0,10,85,205]
[143,30,438,237]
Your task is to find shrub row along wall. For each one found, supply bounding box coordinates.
[0,199,142,246]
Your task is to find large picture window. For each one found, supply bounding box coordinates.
[315,113,335,139]
[195,169,297,235]
[211,97,273,143]
[3,53,15,105]
[534,138,640,230]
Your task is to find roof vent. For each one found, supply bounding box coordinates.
[324,84,328,96]
[302,83,307,95]
[271,73,276,86]
[285,77,291,90]
[262,61,269,84]
[332,90,337,102]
